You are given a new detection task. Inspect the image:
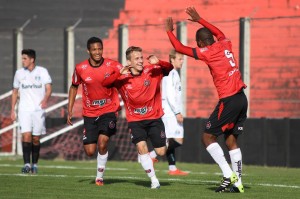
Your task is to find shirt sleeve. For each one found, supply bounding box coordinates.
[72,67,81,86]
[166,31,195,57]
[12,71,19,89]
[102,66,121,87]
[42,68,52,84]
[157,60,174,76]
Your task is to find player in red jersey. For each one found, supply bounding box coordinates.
[102,46,174,189]
[67,37,122,186]
[165,7,248,193]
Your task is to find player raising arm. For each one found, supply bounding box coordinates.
[102,46,173,189]
[165,6,248,193]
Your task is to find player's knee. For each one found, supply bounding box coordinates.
[155,147,167,156]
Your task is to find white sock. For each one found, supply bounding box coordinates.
[169,165,177,171]
[229,148,242,186]
[139,153,156,178]
[149,150,157,159]
[97,151,108,179]
[206,143,232,178]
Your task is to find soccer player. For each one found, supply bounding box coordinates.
[67,37,122,186]
[165,7,248,193]
[102,46,173,189]
[11,49,52,174]
[161,50,188,175]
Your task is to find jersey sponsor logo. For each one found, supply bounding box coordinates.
[85,77,92,81]
[144,80,150,86]
[92,99,107,106]
[134,107,148,115]
[109,121,116,129]
[206,121,211,129]
[21,83,42,89]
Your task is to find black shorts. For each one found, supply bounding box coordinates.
[82,112,117,145]
[204,91,248,137]
[128,118,166,148]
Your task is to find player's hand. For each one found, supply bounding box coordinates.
[165,17,174,32]
[67,112,73,126]
[147,55,159,64]
[186,6,201,22]
[11,110,16,121]
[120,65,132,75]
[40,99,48,109]
[176,113,184,124]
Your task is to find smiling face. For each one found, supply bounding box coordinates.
[87,42,103,64]
[127,50,144,74]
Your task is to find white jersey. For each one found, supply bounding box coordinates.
[13,66,52,112]
[162,69,182,118]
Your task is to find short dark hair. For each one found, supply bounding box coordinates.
[87,37,103,50]
[22,49,36,62]
[126,46,142,60]
[196,28,215,46]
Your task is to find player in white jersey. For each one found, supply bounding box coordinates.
[11,49,52,174]
[148,50,188,175]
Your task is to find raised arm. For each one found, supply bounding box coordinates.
[186,6,225,41]
[165,17,195,57]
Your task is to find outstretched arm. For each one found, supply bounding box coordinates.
[186,6,225,41]
[165,17,195,57]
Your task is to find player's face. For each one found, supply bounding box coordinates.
[128,51,143,72]
[88,42,103,63]
[172,53,184,69]
[22,54,34,69]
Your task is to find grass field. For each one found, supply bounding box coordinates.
[0,157,299,199]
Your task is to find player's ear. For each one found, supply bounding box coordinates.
[126,60,131,66]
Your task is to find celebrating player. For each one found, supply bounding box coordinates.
[102,46,173,189]
[165,7,248,193]
[67,37,122,186]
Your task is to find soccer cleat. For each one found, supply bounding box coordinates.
[21,165,31,174]
[151,180,160,189]
[168,169,189,176]
[215,173,238,193]
[95,178,104,186]
[31,166,38,174]
[230,184,244,193]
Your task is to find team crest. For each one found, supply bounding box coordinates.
[144,80,150,86]
[35,76,41,81]
[109,121,116,129]
[206,121,211,129]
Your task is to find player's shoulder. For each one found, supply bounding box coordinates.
[103,58,123,69]
[35,66,48,72]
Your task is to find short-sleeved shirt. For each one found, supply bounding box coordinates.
[72,58,122,117]
[193,39,246,99]
[13,66,52,111]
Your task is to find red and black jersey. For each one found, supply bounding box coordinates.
[72,58,122,117]
[103,60,173,122]
[167,18,246,99]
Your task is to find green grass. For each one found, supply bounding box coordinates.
[0,157,299,199]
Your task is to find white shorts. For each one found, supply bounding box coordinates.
[18,110,46,136]
[162,116,184,138]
